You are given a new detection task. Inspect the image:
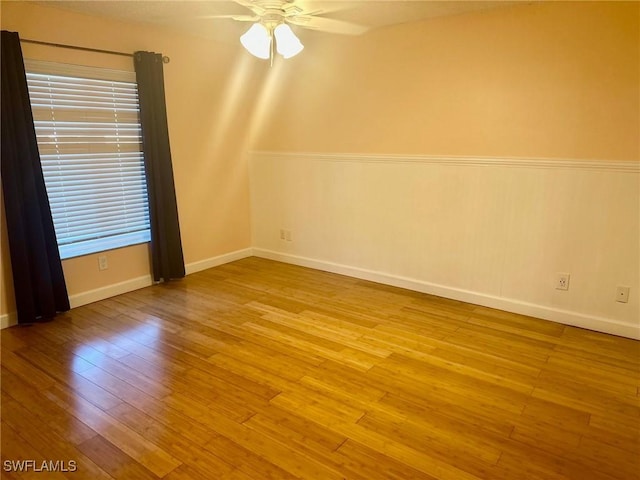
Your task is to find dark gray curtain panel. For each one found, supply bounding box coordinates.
[134,51,185,282]
[1,30,70,323]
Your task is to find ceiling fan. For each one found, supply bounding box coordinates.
[203,0,369,63]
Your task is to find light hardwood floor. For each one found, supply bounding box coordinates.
[1,257,639,479]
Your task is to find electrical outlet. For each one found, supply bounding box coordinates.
[98,255,108,271]
[280,229,292,242]
[616,286,630,303]
[555,273,570,291]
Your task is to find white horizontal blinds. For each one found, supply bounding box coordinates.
[25,60,150,259]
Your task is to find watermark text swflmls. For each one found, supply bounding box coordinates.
[3,459,78,473]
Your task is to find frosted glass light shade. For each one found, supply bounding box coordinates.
[240,23,271,59]
[274,24,304,59]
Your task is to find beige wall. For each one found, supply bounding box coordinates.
[252,1,639,161]
[0,193,14,318]
[248,1,640,338]
[1,1,259,318]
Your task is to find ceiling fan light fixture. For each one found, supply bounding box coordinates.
[274,24,304,59]
[240,23,271,59]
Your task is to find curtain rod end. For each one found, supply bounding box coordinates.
[162,56,170,64]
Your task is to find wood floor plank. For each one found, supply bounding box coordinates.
[76,435,157,480]
[239,320,383,371]
[42,384,181,477]
[328,420,485,480]
[1,395,113,480]
[1,350,57,391]
[244,404,348,451]
[240,414,371,480]
[205,431,300,480]
[336,439,439,480]
[204,409,347,480]
[1,420,68,480]
[379,390,517,437]
[357,409,503,465]
[2,257,638,480]
[105,402,233,479]
[1,367,97,446]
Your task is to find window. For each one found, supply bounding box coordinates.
[25,60,150,259]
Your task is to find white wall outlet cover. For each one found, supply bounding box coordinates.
[616,286,630,303]
[556,273,570,291]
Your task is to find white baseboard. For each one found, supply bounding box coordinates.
[185,248,254,275]
[69,247,255,308]
[1,275,156,328]
[69,274,154,309]
[253,248,640,340]
[1,312,18,329]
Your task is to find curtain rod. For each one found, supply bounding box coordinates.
[20,38,170,63]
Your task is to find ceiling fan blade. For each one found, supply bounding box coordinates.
[287,16,369,36]
[232,0,267,16]
[199,14,259,22]
[287,1,356,16]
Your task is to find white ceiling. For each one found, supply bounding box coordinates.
[35,1,526,44]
